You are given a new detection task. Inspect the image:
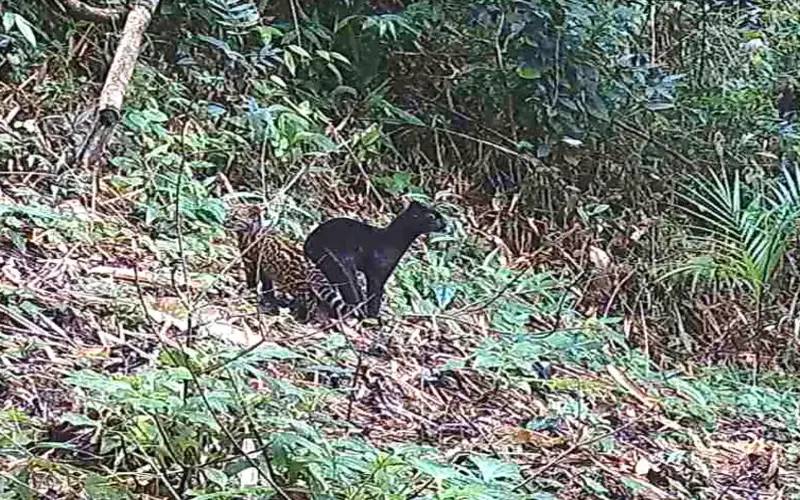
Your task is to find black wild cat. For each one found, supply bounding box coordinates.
[303,201,446,319]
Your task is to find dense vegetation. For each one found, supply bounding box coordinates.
[1,0,799,498]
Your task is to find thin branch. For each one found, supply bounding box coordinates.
[57,0,127,23]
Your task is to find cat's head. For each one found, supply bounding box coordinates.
[399,200,446,234]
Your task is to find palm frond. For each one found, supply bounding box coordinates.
[667,166,799,302]
[772,160,800,211]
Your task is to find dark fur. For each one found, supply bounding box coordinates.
[778,84,796,121]
[303,201,446,318]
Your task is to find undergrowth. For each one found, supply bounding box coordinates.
[1,0,800,498]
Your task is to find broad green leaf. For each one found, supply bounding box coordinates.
[517,66,542,79]
[472,456,520,483]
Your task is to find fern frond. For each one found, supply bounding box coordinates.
[202,0,260,29]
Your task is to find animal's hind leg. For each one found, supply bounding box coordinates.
[314,250,365,307]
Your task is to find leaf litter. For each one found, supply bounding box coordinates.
[0,175,796,499]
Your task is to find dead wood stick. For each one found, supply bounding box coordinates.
[76,0,161,169]
[58,0,127,23]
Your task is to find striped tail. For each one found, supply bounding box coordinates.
[308,266,364,320]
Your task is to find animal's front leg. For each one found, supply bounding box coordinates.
[288,295,312,322]
[258,276,282,314]
[244,261,257,290]
[365,274,387,318]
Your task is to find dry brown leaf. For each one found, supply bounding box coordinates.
[634,456,654,476]
[563,153,581,166]
[146,296,189,330]
[630,225,648,242]
[588,245,612,269]
[30,227,46,245]
[239,438,259,488]
[195,306,252,345]
[1,258,23,286]
[623,316,633,337]
[146,299,256,345]
[57,199,97,222]
[509,427,567,448]
[76,346,110,358]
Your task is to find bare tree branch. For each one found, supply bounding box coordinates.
[57,0,127,23]
[76,0,161,169]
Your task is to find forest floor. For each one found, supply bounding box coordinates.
[2,169,798,499]
[1,4,800,493]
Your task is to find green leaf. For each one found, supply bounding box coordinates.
[204,468,229,488]
[270,75,287,88]
[326,62,343,84]
[329,51,351,65]
[84,473,132,500]
[472,456,520,483]
[287,44,310,58]
[621,476,651,493]
[2,13,14,32]
[332,86,358,98]
[646,102,675,111]
[433,284,456,308]
[12,14,37,48]
[294,131,337,152]
[256,345,302,360]
[283,51,296,76]
[172,367,194,381]
[517,66,542,79]
[67,370,133,394]
[18,300,42,317]
[581,475,609,494]
[393,108,425,127]
[412,458,461,481]
[143,109,169,123]
[60,412,98,427]
[669,167,797,300]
